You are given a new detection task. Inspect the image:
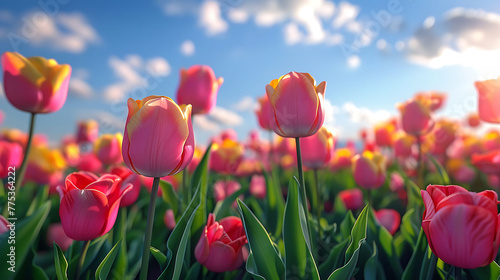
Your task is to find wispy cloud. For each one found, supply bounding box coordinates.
[180,40,195,56]
[194,106,243,132]
[69,69,94,98]
[233,96,257,112]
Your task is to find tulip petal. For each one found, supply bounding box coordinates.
[421,190,435,220]
[167,105,195,175]
[65,172,99,192]
[219,216,245,241]
[2,52,44,86]
[201,241,240,273]
[102,184,132,235]
[194,234,210,264]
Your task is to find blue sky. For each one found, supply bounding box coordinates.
[1,0,500,145]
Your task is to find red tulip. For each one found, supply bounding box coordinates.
[0,140,22,179]
[94,133,123,165]
[77,153,103,173]
[393,132,415,158]
[164,209,176,230]
[213,180,242,206]
[338,188,364,211]
[330,148,354,170]
[249,175,266,199]
[25,145,66,186]
[421,185,500,269]
[256,94,272,131]
[374,121,395,147]
[0,215,9,235]
[266,71,326,138]
[2,52,71,113]
[76,120,99,144]
[46,223,73,251]
[300,127,335,169]
[352,151,386,189]
[176,65,223,115]
[466,113,480,128]
[375,209,401,235]
[471,150,500,175]
[122,96,194,177]
[195,213,248,272]
[57,172,132,241]
[210,139,244,174]
[476,77,500,123]
[109,165,142,207]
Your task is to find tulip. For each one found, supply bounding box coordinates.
[466,113,480,128]
[164,209,176,230]
[397,97,434,136]
[25,145,66,186]
[446,159,475,184]
[421,185,500,269]
[2,52,71,114]
[76,120,99,144]
[77,153,103,173]
[374,120,396,147]
[195,213,248,272]
[210,139,244,174]
[110,165,142,207]
[249,174,266,199]
[475,77,500,123]
[94,133,123,165]
[331,148,354,170]
[213,180,242,207]
[390,173,407,201]
[220,129,237,141]
[176,65,223,115]
[122,96,194,177]
[47,223,73,251]
[0,215,10,234]
[483,130,500,150]
[256,94,272,131]
[414,91,446,111]
[61,141,80,167]
[352,151,386,189]
[431,119,458,155]
[393,132,415,158]
[375,209,401,235]
[57,172,132,241]
[0,140,22,178]
[338,188,364,211]
[300,126,335,169]
[266,71,326,138]
[471,150,500,175]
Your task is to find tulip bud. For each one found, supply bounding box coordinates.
[210,139,244,174]
[352,151,386,189]
[397,97,434,136]
[0,140,22,178]
[375,209,401,235]
[256,94,272,131]
[164,209,176,230]
[94,133,123,165]
[338,188,364,211]
[475,77,500,123]
[300,127,335,169]
[76,120,99,144]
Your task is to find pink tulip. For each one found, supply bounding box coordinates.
[471,150,500,175]
[375,209,401,235]
[250,175,266,199]
[431,119,458,155]
[164,209,176,230]
[76,120,99,144]
[466,113,480,128]
[374,120,395,147]
[122,96,194,177]
[77,153,103,173]
[266,72,326,138]
[0,215,10,234]
[484,130,500,151]
[110,165,142,207]
[210,139,244,174]
[393,132,415,158]
[300,127,335,169]
[390,173,407,201]
[213,180,242,206]
[46,223,73,251]
[421,185,500,269]
[476,77,500,123]
[352,151,386,189]
[330,148,354,170]
[0,140,22,178]
[338,188,364,211]
[57,172,132,241]
[256,94,272,131]
[176,65,223,115]
[397,98,434,136]
[220,129,237,141]
[195,213,248,272]
[94,133,123,165]
[1,52,71,114]
[25,145,66,186]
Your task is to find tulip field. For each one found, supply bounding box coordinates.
[1,50,500,280]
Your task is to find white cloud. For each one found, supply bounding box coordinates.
[199,1,228,36]
[284,22,302,45]
[228,9,249,23]
[103,55,170,102]
[322,98,340,133]
[180,40,195,56]
[404,8,500,75]
[15,12,99,53]
[194,115,220,132]
[347,55,361,68]
[332,1,359,29]
[342,102,391,124]
[194,106,244,132]
[233,96,257,111]
[69,69,94,98]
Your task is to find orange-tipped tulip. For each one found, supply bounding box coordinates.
[94,133,123,165]
[176,65,223,115]
[374,120,396,147]
[2,52,71,114]
[210,139,244,174]
[352,151,386,189]
[300,126,335,169]
[393,132,415,158]
[266,71,326,138]
[25,145,66,186]
[76,120,99,144]
[476,77,500,123]
[256,94,272,131]
[122,96,195,177]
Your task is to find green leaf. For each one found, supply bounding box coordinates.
[0,200,51,280]
[246,252,266,280]
[184,262,202,280]
[30,247,50,280]
[160,180,180,217]
[283,177,320,280]
[172,206,198,280]
[427,154,450,185]
[318,239,349,279]
[150,247,170,271]
[339,211,355,241]
[402,229,431,280]
[400,208,419,248]
[328,239,366,280]
[345,205,369,261]
[263,166,285,238]
[26,185,49,216]
[238,199,284,280]
[54,243,69,280]
[364,242,386,280]
[95,239,122,280]
[214,186,248,220]
[111,209,127,280]
[468,261,500,280]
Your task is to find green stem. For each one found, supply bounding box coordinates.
[295,137,313,246]
[75,240,90,280]
[454,266,462,280]
[140,177,160,280]
[313,168,322,237]
[416,136,424,188]
[268,131,274,168]
[182,169,190,209]
[367,189,372,208]
[15,112,36,191]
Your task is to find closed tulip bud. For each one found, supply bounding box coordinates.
[77,153,103,173]
[331,148,354,170]
[393,132,415,158]
[266,71,326,138]
[76,120,99,144]
[397,98,434,136]
[421,185,500,269]
[210,139,244,174]
[300,127,335,169]
[0,140,22,178]
[176,65,223,115]
[195,213,248,272]
[256,94,272,131]
[61,142,80,167]
[25,145,66,186]
[2,52,71,114]
[338,188,364,211]
[250,175,266,199]
[213,180,242,207]
[476,77,500,123]
[57,172,132,241]
[46,223,73,251]
[94,133,123,165]
[374,121,395,147]
[352,151,386,189]
[110,165,142,207]
[375,209,401,235]
[122,96,195,177]
[164,209,176,230]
